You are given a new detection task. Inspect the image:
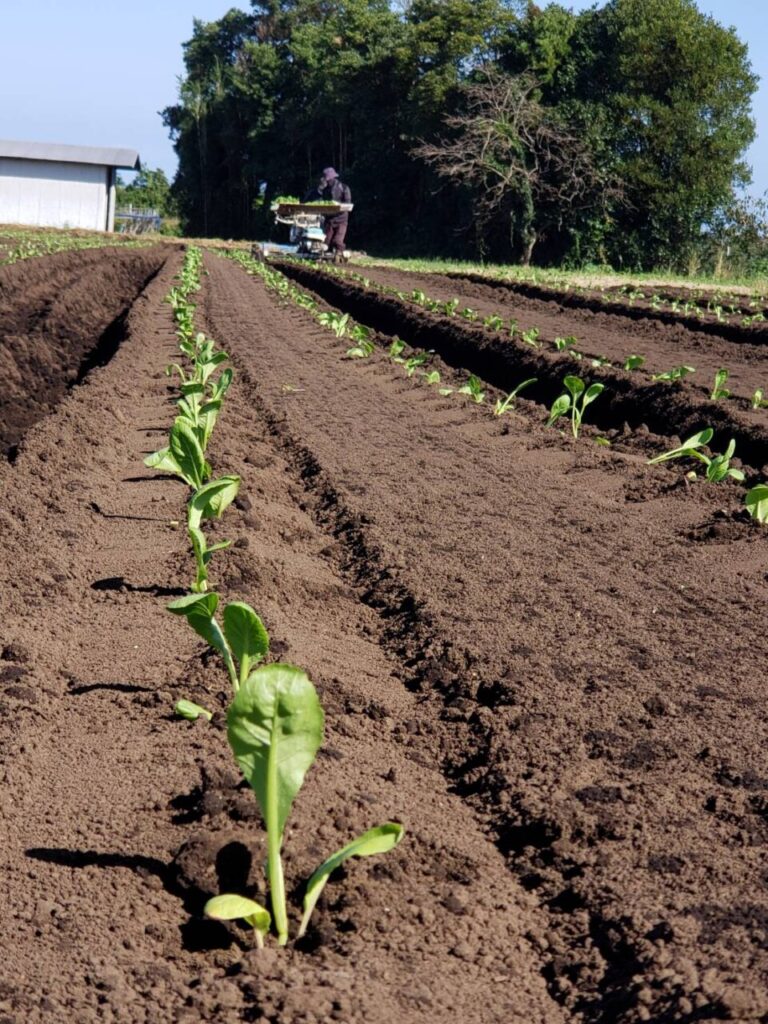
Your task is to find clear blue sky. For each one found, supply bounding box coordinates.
[0,0,765,195]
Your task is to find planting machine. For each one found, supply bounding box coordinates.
[251,201,354,263]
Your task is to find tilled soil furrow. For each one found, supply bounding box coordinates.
[205,254,768,1023]
[347,264,768,416]
[278,260,768,472]
[0,246,565,1024]
[0,245,173,456]
[446,272,768,347]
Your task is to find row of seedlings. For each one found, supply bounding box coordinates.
[145,247,403,948]
[311,263,768,522]
[0,230,146,265]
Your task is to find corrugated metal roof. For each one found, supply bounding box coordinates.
[0,139,140,170]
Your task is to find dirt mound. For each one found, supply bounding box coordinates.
[0,246,171,455]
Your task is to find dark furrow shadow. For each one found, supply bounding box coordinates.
[89,501,173,523]
[25,846,232,952]
[90,576,186,597]
[68,681,155,695]
[121,474,179,484]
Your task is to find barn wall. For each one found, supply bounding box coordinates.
[0,158,108,230]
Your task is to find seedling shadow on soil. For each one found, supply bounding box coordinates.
[90,576,187,597]
[68,681,155,696]
[25,844,235,954]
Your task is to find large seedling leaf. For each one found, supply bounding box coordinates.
[227,665,324,838]
[170,417,207,488]
[299,824,404,937]
[167,592,228,660]
[144,447,183,476]
[746,484,768,523]
[223,602,269,684]
[188,476,240,530]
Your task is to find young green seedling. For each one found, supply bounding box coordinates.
[521,327,540,348]
[317,311,350,338]
[483,314,504,331]
[423,370,441,385]
[652,365,695,383]
[404,353,430,377]
[167,594,269,693]
[493,378,537,416]
[189,529,232,593]
[710,368,731,401]
[546,376,604,438]
[703,439,745,482]
[623,354,645,371]
[554,335,578,352]
[647,429,745,482]
[298,823,404,938]
[205,894,271,948]
[175,699,213,722]
[388,338,406,363]
[145,418,212,489]
[458,374,485,403]
[745,484,768,523]
[214,665,404,945]
[346,325,375,358]
[752,389,768,410]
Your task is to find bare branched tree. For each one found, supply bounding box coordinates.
[414,69,623,263]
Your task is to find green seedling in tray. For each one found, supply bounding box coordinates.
[647,428,745,483]
[546,376,604,438]
[204,664,404,945]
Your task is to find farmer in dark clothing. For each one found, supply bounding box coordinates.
[318,167,352,255]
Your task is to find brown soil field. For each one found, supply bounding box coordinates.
[345,263,768,417]
[0,248,767,1023]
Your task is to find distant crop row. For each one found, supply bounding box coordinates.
[0,229,147,265]
[231,253,768,524]
[144,247,402,947]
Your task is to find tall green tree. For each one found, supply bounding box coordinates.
[571,0,757,267]
[163,0,757,270]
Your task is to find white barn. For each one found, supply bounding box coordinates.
[0,140,140,232]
